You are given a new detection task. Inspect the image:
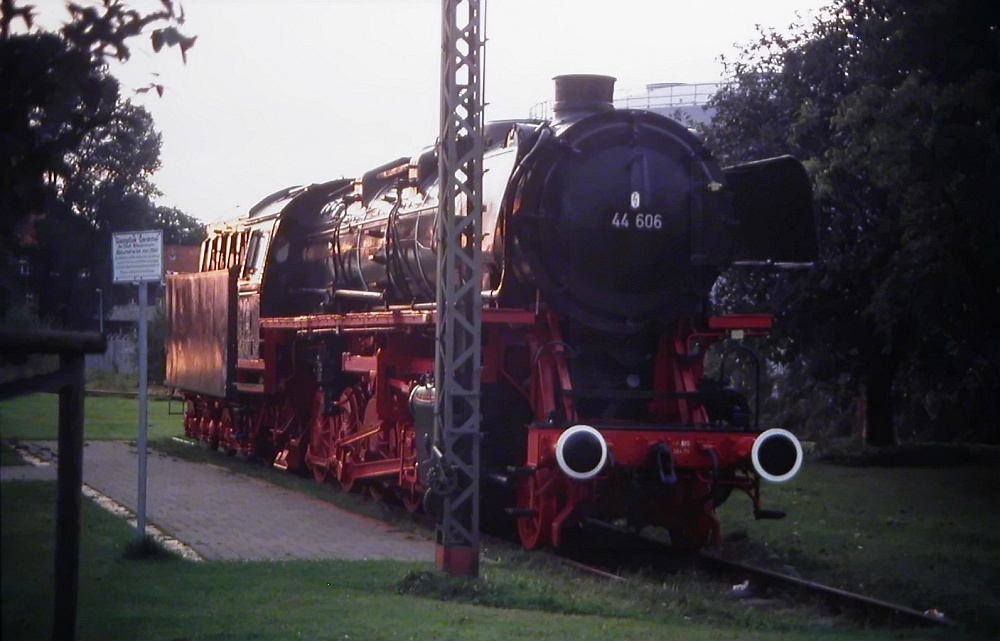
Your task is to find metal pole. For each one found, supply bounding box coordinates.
[435,0,484,577]
[136,281,149,544]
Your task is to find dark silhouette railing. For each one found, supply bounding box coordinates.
[0,329,107,641]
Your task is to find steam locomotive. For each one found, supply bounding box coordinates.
[166,74,816,550]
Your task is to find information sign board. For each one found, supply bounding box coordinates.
[112,231,163,283]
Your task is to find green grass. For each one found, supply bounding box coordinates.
[0,441,26,465]
[3,390,996,639]
[2,482,904,641]
[715,460,1000,634]
[153,437,1000,638]
[0,393,184,441]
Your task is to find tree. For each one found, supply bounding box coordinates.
[705,0,1000,444]
[61,101,163,230]
[1,0,193,235]
[59,99,201,312]
[154,205,204,245]
[0,29,117,255]
[1,0,199,327]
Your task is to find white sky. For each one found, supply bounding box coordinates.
[89,0,829,223]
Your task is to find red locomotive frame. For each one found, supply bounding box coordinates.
[174,286,798,549]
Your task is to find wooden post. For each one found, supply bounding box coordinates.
[53,351,86,641]
[0,330,106,641]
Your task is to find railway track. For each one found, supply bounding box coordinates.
[694,552,954,628]
[552,528,954,630]
[561,541,956,627]
[401,495,961,632]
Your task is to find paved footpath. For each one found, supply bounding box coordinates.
[2,441,434,563]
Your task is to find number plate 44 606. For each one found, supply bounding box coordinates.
[611,212,664,230]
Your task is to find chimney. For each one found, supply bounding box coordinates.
[552,74,616,119]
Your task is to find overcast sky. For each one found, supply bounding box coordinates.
[96,0,829,223]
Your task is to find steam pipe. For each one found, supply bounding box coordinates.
[333,289,385,302]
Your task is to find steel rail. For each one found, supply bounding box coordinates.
[696,552,954,628]
[549,526,955,630]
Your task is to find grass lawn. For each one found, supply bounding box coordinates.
[0,441,26,465]
[2,482,906,641]
[2,393,997,639]
[0,392,184,441]
[715,458,1000,634]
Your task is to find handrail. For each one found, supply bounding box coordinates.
[0,329,107,641]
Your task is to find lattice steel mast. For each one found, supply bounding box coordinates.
[434,0,484,576]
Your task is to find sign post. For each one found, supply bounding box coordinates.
[112,230,163,545]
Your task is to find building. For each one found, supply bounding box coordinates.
[613,81,723,125]
[164,244,200,275]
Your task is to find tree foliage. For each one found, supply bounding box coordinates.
[705,0,1000,443]
[1,0,201,328]
[61,101,163,227]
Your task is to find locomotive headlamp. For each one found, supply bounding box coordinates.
[751,428,803,483]
[555,424,608,480]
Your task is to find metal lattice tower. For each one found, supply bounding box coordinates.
[434,0,484,576]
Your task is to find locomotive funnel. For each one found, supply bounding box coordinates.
[751,428,803,483]
[552,74,616,118]
[555,424,608,480]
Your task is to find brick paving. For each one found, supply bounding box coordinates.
[2,441,434,563]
